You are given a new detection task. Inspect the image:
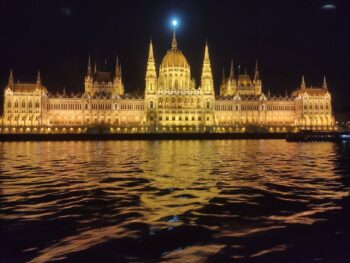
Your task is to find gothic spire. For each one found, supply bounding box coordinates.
[8,69,14,88]
[87,54,92,76]
[254,60,259,81]
[146,39,156,78]
[115,56,121,77]
[301,75,306,88]
[323,75,328,89]
[229,59,235,80]
[36,70,41,86]
[94,62,97,74]
[204,40,209,61]
[221,67,226,85]
[201,41,214,94]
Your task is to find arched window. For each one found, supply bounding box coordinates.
[29,101,33,108]
[178,98,181,108]
[197,99,201,108]
[22,101,25,107]
[174,80,178,89]
[206,101,210,109]
[309,103,313,110]
[7,101,11,108]
[15,101,18,108]
[150,101,154,109]
[315,104,318,110]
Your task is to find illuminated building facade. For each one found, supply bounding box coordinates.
[0,33,335,134]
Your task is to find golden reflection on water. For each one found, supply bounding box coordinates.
[0,140,349,262]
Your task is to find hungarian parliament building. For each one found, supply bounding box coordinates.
[0,32,335,134]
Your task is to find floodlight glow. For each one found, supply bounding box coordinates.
[172,19,178,26]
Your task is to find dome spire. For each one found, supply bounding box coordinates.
[172,29,177,49]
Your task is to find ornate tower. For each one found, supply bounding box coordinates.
[200,41,215,128]
[114,57,124,96]
[227,60,236,95]
[201,41,214,95]
[145,39,157,95]
[8,69,14,89]
[253,60,262,95]
[84,55,93,95]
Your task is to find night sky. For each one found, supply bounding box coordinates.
[0,0,349,111]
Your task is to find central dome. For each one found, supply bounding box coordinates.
[160,31,189,69]
[158,31,194,91]
[161,49,189,68]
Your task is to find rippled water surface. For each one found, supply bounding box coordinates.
[1,140,350,262]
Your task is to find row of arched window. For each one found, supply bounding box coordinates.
[157,97,202,108]
[304,103,329,110]
[7,101,40,108]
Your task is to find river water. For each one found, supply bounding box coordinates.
[1,140,350,262]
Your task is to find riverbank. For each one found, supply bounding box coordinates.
[0,132,289,141]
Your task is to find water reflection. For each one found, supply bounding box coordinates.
[0,140,349,262]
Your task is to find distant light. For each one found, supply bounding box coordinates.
[321,4,336,10]
[172,19,178,26]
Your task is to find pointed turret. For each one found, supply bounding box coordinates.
[87,54,92,76]
[322,75,328,89]
[229,60,235,80]
[254,60,260,82]
[301,75,306,89]
[115,56,121,78]
[113,56,124,96]
[94,62,97,74]
[8,69,14,88]
[145,39,157,94]
[146,39,156,77]
[201,41,214,94]
[36,70,41,87]
[221,67,226,86]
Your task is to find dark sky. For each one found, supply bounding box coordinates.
[0,0,349,111]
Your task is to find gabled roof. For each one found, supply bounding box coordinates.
[93,71,113,83]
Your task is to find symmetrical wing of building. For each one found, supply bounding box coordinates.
[0,32,335,134]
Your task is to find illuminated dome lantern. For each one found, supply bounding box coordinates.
[158,30,195,91]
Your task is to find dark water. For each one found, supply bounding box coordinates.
[1,140,350,263]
